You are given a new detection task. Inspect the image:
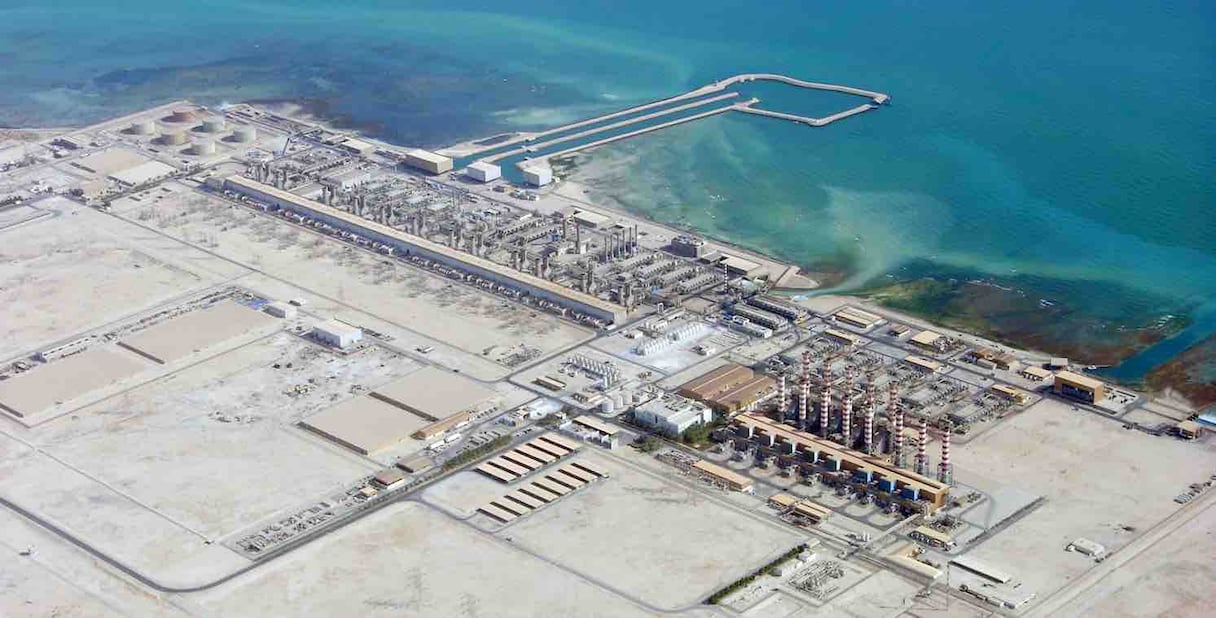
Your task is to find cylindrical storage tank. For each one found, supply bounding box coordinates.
[232,126,257,142]
[164,108,195,124]
[160,130,187,145]
[201,117,226,133]
[599,398,616,415]
[190,139,216,155]
[130,119,156,135]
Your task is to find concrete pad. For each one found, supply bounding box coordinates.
[191,502,650,617]
[505,450,804,609]
[118,300,278,364]
[0,348,146,417]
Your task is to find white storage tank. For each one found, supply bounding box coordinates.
[232,126,257,142]
[201,117,226,133]
[160,130,187,145]
[129,119,156,135]
[190,139,216,155]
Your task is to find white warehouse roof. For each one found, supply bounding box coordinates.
[406,149,450,164]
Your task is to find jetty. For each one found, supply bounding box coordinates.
[459,72,890,172]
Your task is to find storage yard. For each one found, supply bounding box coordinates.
[1,99,1213,618]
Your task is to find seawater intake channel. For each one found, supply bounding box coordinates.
[449,73,890,178]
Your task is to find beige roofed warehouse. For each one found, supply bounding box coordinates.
[371,366,497,421]
[0,348,147,418]
[300,395,430,455]
[118,300,277,364]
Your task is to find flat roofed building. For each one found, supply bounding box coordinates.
[516,444,557,464]
[464,161,501,182]
[1053,370,1106,404]
[224,176,626,324]
[558,465,596,484]
[549,470,586,489]
[109,160,177,187]
[533,477,571,496]
[990,384,1029,404]
[692,460,754,493]
[312,319,363,350]
[0,348,146,418]
[968,346,1015,370]
[573,415,620,437]
[412,410,472,441]
[477,463,518,483]
[396,453,433,474]
[491,499,528,517]
[904,355,942,373]
[910,525,955,549]
[768,493,798,509]
[300,395,429,455]
[570,459,608,478]
[527,438,569,459]
[734,413,950,510]
[1020,365,1053,381]
[522,165,552,187]
[834,307,882,330]
[119,300,278,364]
[719,254,763,277]
[501,452,542,471]
[678,363,777,414]
[339,138,376,156]
[910,330,943,350]
[538,432,580,453]
[521,484,560,503]
[1177,420,1203,440]
[793,501,830,522]
[823,328,862,347]
[505,490,544,510]
[487,458,530,477]
[403,149,453,174]
[632,393,713,437]
[372,468,405,489]
[479,503,518,523]
[372,366,496,422]
[949,555,1013,584]
[570,209,611,229]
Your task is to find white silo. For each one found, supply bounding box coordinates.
[202,117,226,133]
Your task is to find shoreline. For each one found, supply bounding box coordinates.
[541,152,1209,406]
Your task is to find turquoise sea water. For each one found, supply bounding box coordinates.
[1,1,1213,378]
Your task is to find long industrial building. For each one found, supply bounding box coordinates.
[733,413,951,510]
[223,175,627,325]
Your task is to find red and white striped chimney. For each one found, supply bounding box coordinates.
[819,362,831,436]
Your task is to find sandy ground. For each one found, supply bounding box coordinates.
[190,501,653,618]
[950,397,1216,609]
[504,450,805,610]
[0,334,417,587]
[119,190,591,362]
[0,198,231,361]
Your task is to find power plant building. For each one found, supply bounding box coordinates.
[464,161,501,182]
[1053,370,1106,404]
[312,319,363,349]
[633,393,713,436]
[223,175,627,325]
[733,413,951,510]
[403,149,453,174]
[678,363,776,414]
[522,165,553,187]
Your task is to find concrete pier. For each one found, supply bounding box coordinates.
[458,72,889,158]
[484,92,741,163]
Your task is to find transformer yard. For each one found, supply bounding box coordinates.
[1,97,1214,618]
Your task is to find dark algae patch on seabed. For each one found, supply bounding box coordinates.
[1146,335,1216,408]
[856,261,1189,367]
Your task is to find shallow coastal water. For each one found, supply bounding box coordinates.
[1,0,1213,383]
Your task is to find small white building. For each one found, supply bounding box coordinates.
[522,165,553,187]
[264,301,297,319]
[464,161,501,183]
[313,319,363,349]
[633,393,713,437]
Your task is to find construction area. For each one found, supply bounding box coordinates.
[2,99,1215,618]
